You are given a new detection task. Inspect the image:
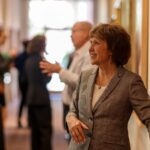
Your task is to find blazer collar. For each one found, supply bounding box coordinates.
[92,66,125,113]
[85,66,98,117]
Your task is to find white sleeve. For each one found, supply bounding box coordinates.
[59,56,92,88]
[81,52,92,71]
[59,68,78,89]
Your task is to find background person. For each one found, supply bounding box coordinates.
[66,23,150,150]
[25,35,52,150]
[14,40,30,128]
[40,21,93,141]
[0,26,11,150]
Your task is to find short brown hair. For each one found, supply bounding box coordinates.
[90,24,131,66]
[28,35,46,53]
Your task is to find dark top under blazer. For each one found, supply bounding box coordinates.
[68,66,150,150]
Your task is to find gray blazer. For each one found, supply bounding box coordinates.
[68,66,150,150]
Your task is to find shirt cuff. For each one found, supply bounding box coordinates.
[59,68,66,81]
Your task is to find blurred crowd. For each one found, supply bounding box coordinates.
[0,21,93,150]
[1,20,150,150]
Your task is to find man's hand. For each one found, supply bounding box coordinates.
[39,60,61,76]
[66,115,88,144]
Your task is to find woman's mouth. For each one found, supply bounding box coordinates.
[90,53,96,58]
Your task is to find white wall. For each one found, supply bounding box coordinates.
[5,0,21,30]
[94,0,110,24]
[0,0,3,25]
[20,0,29,40]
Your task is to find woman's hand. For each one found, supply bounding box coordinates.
[39,60,61,76]
[66,115,89,144]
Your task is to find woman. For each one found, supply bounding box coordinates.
[66,24,150,150]
[25,35,52,150]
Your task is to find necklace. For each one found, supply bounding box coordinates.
[98,80,101,89]
[97,77,102,89]
[98,85,101,89]
[97,69,110,89]
[97,74,109,89]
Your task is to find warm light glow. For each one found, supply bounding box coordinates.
[29,0,93,91]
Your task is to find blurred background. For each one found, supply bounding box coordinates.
[0,0,150,150]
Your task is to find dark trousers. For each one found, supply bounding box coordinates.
[18,83,27,124]
[18,90,26,119]
[0,106,5,150]
[28,106,52,150]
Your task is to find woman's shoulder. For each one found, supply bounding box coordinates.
[121,67,142,81]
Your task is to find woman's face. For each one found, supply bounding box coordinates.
[89,37,112,66]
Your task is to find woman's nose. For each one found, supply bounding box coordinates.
[89,44,94,52]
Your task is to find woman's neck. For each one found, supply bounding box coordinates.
[96,63,117,88]
[99,63,117,78]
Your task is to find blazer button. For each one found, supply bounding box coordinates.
[86,132,92,137]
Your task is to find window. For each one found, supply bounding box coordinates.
[29,0,93,91]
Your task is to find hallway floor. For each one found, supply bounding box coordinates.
[4,93,68,150]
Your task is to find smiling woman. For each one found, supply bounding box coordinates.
[66,24,150,150]
[89,24,131,67]
[89,38,112,66]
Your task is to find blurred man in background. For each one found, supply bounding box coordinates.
[40,21,93,141]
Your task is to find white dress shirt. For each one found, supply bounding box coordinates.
[59,41,92,105]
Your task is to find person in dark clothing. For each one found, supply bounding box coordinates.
[0,108,4,150]
[14,40,30,128]
[25,35,52,150]
[0,26,9,150]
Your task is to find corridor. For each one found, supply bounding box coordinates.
[4,93,68,150]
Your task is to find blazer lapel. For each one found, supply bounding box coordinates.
[92,66,125,113]
[85,67,98,117]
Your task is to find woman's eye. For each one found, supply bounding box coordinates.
[94,41,101,45]
[90,40,102,46]
[95,41,99,45]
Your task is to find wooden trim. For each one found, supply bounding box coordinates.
[140,0,148,87]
